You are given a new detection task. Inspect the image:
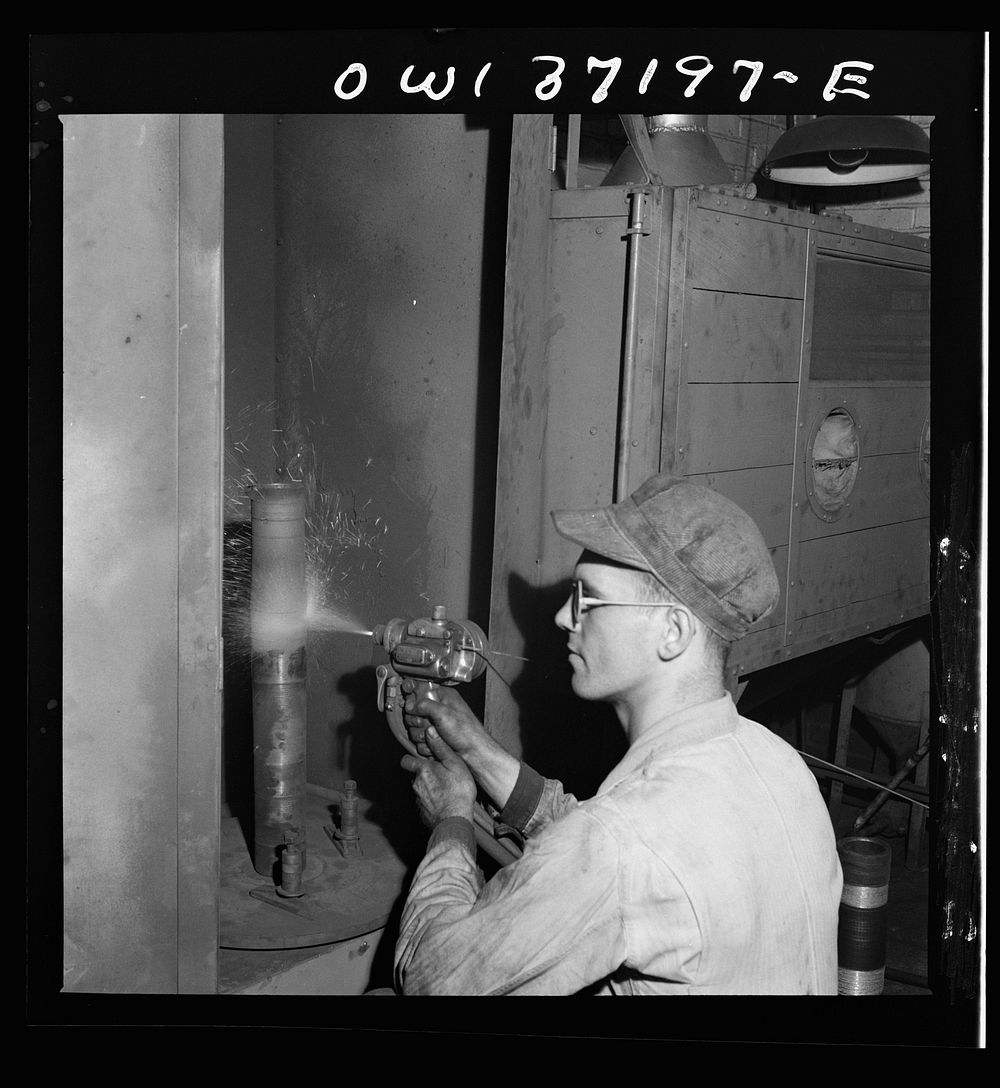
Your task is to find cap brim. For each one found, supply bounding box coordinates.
[551,507,650,570]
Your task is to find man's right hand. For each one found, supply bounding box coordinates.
[401,683,487,759]
[401,682,523,812]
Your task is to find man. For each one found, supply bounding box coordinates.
[393,473,843,995]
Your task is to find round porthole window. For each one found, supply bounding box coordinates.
[807,406,860,521]
[918,417,930,497]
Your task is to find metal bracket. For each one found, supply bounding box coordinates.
[624,189,653,237]
[249,884,320,920]
[324,823,363,858]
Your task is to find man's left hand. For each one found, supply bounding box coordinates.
[400,727,477,829]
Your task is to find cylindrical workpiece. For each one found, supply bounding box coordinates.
[251,482,308,876]
[837,836,892,996]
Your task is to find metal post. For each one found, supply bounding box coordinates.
[615,188,648,501]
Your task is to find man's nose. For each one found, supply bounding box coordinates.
[554,594,574,632]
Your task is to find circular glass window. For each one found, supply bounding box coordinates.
[808,407,860,520]
[918,417,930,497]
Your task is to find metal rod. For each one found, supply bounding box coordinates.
[799,753,930,809]
[617,115,662,184]
[615,189,646,501]
[473,824,519,868]
[853,736,932,832]
[472,804,521,866]
[250,481,308,876]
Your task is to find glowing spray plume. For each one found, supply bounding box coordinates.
[223,406,389,662]
[224,409,536,688]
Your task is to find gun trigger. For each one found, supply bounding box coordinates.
[376,665,389,712]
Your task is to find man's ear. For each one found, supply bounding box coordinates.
[655,606,697,662]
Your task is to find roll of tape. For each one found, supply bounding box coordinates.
[837,837,891,997]
[841,882,889,910]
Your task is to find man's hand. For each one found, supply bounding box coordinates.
[402,683,489,759]
[400,727,477,830]
[402,681,522,814]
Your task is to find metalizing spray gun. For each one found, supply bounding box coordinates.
[372,605,488,756]
[371,606,522,866]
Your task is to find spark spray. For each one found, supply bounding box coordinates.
[224,406,390,669]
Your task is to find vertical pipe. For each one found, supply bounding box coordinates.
[615,188,646,501]
[251,482,308,876]
[837,836,892,995]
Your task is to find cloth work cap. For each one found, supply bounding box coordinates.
[551,474,780,642]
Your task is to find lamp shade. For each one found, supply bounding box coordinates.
[763,115,930,186]
[603,115,732,188]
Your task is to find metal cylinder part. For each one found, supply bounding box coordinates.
[278,842,304,897]
[340,779,359,841]
[837,836,892,996]
[645,114,711,133]
[251,482,308,877]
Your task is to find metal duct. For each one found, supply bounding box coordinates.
[603,114,732,188]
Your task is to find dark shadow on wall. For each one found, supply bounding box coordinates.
[464,113,513,632]
[500,570,627,800]
[222,519,254,823]
[455,114,629,797]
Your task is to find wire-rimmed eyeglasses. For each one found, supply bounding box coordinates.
[569,580,694,630]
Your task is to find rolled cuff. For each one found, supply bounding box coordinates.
[429,815,477,853]
[498,762,545,833]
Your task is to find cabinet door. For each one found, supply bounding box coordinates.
[785,245,931,656]
[62,114,224,994]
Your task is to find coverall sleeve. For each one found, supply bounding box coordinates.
[496,762,582,837]
[393,804,628,995]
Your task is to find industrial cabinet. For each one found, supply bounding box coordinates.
[486,117,930,752]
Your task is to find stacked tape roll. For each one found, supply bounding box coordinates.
[837,836,892,996]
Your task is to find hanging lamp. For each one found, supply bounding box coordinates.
[763,115,930,186]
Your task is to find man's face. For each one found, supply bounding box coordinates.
[554,556,662,705]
